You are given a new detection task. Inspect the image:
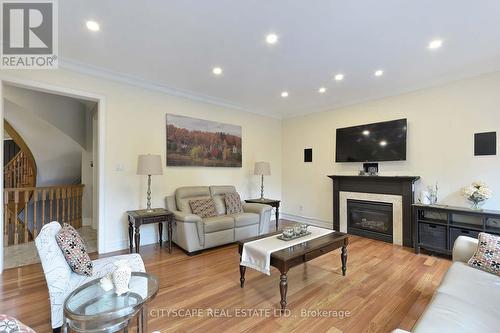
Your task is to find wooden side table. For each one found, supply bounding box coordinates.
[244,199,281,230]
[126,208,174,254]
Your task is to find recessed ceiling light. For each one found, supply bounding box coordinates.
[380,140,387,147]
[266,33,278,44]
[281,91,289,98]
[212,67,223,75]
[334,74,344,81]
[374,70,384,77]
[363,130,370,136]
[86,20,100,32]
[428,39,443,50]
[318,87,327,94]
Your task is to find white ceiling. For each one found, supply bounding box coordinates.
[60,0,500,118]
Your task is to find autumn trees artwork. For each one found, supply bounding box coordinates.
[166,114,242,167]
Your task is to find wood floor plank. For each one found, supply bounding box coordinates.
[0,222,451,332]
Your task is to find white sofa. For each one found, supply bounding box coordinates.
[394,235,500,333]
[35,222,146,331]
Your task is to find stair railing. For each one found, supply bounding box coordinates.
[3,184,85,246]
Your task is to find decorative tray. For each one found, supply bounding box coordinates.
[277,231,312,241]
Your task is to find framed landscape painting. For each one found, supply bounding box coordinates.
[166,114,242,167]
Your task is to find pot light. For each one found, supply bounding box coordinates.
[266,33,278,44]
[374,70,384,77]
[380,140,387,147]
[428,39,443,50]
[363,130,370,136]
[212,67,223,75]
[281,91,289,98]
[86,20,100,32]
[334,74,344,81]
[318,87,327,94]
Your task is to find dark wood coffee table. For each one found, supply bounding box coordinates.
[238,231,348,311]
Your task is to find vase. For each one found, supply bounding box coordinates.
[470,200,484,211]
[112,260,131,296]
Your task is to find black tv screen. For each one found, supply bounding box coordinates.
[336,119,407,162]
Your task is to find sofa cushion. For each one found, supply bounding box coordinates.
[412,261,500,333]
[189,199,217,218]
[210,185,237,215]
[203,216,235,233]
[438,261,500,308]
[413,292,500,333]
[56,223,93,276]
[231,213,259,227]
[225,192,243,214]
[468,232,500,277]
[175,186,211,213]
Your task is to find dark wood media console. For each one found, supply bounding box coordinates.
[414,204,500,255]
[328,175,420,247]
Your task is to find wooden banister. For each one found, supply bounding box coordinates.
[4,120,37,189]
[3,184,85,246]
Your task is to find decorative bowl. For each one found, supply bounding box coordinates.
[282,228,294,238]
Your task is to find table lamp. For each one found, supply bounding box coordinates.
[254,161,271,200]
[137,154,163,212]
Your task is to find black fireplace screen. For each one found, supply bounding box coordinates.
[347,200,393,242]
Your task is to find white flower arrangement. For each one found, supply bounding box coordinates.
[462,181,493,209]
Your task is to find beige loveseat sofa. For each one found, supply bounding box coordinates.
[393,235,499,333]
[166,185,272,254]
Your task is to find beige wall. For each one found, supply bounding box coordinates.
[282,72,500,227]
[1,68,282,253]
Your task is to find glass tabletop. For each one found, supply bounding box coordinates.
[64,272,159,323]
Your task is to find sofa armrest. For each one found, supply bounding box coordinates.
[242,202,272,214]
[172,210,202,223]
[243,203,272,234]
[452,235,478,263]
[171,210,205,247]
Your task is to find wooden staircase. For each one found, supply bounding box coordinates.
[4,120,37,245]
[3,120,85,246]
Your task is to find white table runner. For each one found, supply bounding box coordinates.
[240,226,334,275]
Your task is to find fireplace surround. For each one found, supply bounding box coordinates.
[328,175,420,247]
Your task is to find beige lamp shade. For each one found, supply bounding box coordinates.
[254,162,271,176]
[137,154,163,175]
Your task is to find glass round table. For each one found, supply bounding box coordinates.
[64,272,159,333]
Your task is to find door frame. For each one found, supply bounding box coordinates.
[0,75,107,273]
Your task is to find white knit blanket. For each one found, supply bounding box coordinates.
[240,226,334,275]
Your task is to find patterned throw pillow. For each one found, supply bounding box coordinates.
[0,314,36,333]
[56,223,93,276]
[225,192,243,214]
[189,199,217,218]
[468,232,500,277]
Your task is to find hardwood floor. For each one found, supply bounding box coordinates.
[0,221,451,332]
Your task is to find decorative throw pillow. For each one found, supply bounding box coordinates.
[225,192,243,214]
[468,232,500,277]
[0,314,36,333]
[56,223,93,276]
[189,199,217,218]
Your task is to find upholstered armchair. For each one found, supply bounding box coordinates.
[35,222,146,331]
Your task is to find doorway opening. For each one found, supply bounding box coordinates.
[1,81,103,270]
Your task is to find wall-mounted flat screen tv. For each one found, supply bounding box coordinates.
[336,119,407,162]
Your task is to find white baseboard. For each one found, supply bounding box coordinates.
[281,213,333,229]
